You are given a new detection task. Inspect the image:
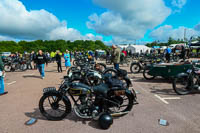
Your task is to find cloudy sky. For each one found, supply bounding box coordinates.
[0,0,200,44]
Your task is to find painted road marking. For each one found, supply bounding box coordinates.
[154,94,181,105]
[155,94,169,104]
[6,81,17,86]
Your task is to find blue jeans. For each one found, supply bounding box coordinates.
[37,64,45,77]
[114,63,119,70]
[0,76,5,94]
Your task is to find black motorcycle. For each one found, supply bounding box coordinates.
[173,63,200,95]
[39,74,138,121]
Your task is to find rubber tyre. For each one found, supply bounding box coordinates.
[4,65,11,72]
[20,64,27,71]
[130,63,141,74]
[143,68,155,80]
[172,77,191,95]
[109,91,134,117]
[39,92,71,121]
[103,68,118,77]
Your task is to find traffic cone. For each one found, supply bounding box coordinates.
[0,77,8,96]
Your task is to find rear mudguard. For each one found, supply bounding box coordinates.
[175,73,189,78]
[125,89,138,105]
[124,76,132,88]
[130,62,139,66]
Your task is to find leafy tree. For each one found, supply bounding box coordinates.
[0,40,109,53]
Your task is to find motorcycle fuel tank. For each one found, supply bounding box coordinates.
[69,83,91,96]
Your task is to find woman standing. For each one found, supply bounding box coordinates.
[64,50,71,73]
[0,55,7,95]
[55,50,62,73]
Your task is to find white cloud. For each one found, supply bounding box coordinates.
[171,0,187,8]
[150,25,200,41]
[194,24,200,31]
[0,35,15,41]
[0,0,102,41]
[84,33,103,41]
[87,0,171,44]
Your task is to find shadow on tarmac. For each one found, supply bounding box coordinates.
[149,86,177,96]
[25,108,102,129]
[133,78,172,84]
[23,75,41,79]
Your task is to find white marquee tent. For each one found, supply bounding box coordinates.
[118,44,151,53]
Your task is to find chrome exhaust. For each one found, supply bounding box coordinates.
[111,111,129,117]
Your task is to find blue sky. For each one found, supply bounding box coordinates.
[0,0,200,44]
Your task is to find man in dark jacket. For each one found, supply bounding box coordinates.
[35,50,48,79]
[55,50,62,73]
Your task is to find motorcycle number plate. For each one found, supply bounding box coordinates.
[187,69,192,73]
[43,87,56,93]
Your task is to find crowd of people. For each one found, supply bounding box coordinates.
[0,44,199,96]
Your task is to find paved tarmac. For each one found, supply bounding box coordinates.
[0,61,200,133]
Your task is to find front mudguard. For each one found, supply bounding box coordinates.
[175,73,189,79]
[43,90,72,109]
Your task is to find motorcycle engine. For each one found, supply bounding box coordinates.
[74,95,100,119]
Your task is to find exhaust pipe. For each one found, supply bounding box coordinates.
[111,111,129,117]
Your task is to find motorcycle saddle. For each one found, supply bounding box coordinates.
[93,84,109,97]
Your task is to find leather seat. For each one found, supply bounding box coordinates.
[93,84,109,97]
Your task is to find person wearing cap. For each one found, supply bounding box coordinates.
[64,50,71,73]
[112,45,121,70]
[55,50,62,73]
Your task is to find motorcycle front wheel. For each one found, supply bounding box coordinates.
[39,93,71,120]
[20,64,27,71]
[4,65,11,72]
[172,77,192,95]
[130,63,141,74]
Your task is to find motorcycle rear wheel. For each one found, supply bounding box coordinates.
[108,91,133,116]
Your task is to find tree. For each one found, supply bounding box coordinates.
[0,40,109,53]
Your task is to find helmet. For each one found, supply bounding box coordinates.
[98,113,113,129]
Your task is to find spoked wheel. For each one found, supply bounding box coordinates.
[108,92,133,116]
[96,63,106,73]
[20,64,27,71]
[4,65,11,72]
[39,93,71,120]
[143,68,155,80]
[130,63,141,74]
[73,60,78,66]
[106,59,112,65]
[172,77,192,95]
[67,67,79,75]
[103,68,118,77]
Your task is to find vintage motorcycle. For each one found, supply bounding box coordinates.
[39,74,138,121]
[172,62,200,95]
